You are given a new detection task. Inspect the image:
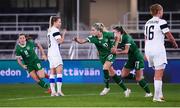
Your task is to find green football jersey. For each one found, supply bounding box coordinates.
[87,32,115,58]
[15,40,40,65]
[118,34,143,57]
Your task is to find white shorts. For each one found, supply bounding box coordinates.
[146,52,167,69]
[48,56,63,68]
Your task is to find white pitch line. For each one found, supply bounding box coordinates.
[6,92,121,101]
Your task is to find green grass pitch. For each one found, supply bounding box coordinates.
[0,83,180,107]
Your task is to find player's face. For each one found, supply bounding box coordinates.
[112,29,121,37]
[18,35,26,45]
[54,18,61,29]
[90,27,98,36]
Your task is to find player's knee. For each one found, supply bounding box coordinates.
[38,72,45,78]
[154,76,162,80]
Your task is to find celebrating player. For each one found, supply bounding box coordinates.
[15,34,50,92]
[112,25,152,97]
[144,4,178,102]
[73,23,131,97]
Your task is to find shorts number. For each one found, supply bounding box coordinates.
[135,61,140,69]
[37,63,41,69]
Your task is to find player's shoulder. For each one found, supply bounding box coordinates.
[50,26,59,32]
[27,39,35,45]
[145,18,153,25]
[103,31,113,35]
[88,35,95,39]
[159,18,167,25]
[15,44,21,50]
[123,34,132,40]
[103,31,114,38]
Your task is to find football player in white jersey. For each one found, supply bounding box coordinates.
[144,4,178,102]
[47,16,66,96]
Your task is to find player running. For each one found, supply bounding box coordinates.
[15,34,50,92]
[112,25,152,97]
[73,23,131,97]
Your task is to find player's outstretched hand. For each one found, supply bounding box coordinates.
[73,36,78,42]
[62,29,67,36]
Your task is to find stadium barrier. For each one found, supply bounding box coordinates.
[0,59,180,83]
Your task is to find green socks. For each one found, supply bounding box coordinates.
[138,79,150,93]
[37,79,49,89]
[112,74,127,91]
[103,70,110,88]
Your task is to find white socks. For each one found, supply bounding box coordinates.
[50,74,56,94]
[57,74,62,93]
[154,80,163,99]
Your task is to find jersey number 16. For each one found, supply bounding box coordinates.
[145,25,154,40]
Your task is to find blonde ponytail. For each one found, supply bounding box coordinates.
[48,16,53,32]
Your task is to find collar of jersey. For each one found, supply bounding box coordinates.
[18,42,27,48]
[153,16,159,19]
[95,35,103,40]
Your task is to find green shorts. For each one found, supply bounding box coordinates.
[27,60,43,73]
[124,54,144,70]
[100,54,116,65]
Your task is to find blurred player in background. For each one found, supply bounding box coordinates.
[73,23,131,97]
[47,16,66,96]
[112,25,152,97]
[144,4,178,102]
[15,34,50,92]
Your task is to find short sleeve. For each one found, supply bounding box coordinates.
[124,35,131,46]
[52,28,61,40]
[160,20,170,34]
[86,35,96,43]
[107,32,114,39]
[15,46,21,58]
[28,39,36,46]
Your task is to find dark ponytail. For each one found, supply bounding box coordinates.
[113,25,127,35]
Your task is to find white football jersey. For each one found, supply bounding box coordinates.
[47,26,62,57]
[144,16,169,54]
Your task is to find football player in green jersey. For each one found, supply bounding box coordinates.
[112,25,152,97]
[73,23,131,97]
[15,34,50,92]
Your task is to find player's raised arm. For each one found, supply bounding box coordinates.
[57,29,67,44]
